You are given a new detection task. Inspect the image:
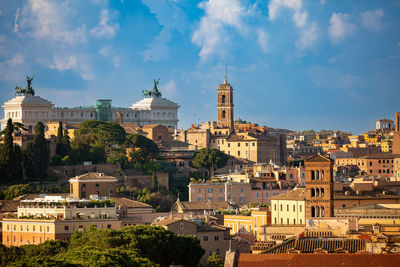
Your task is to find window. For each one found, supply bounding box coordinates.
[228,143,230,147]
[370,162,372,166]
[246,143,248,147]
[266,192,269,197]
[300,206,302,212]
[287,205,289,211]
[180,223,184,230]
[238,143,241,147]
[216,249,220,255]
[107,225,111,229]
[197,197,203,202]
[256,192,259,197]
[239,197,245,203]
[204,236,208,241]
[64,226,69,231]
[293,205,296,212]
[240,188,244,193]
[96,183,99,187]
[198,189,201,193]
[219,188,223,193]
[208,188,213,193]
[274,204,277,211]
[219,197,224,201]
[280,205,283,211]
[82,183,86,189]
[214,235,219,241]
[238,151,240,156]
[208,197,213,201]
[252,142,255,146]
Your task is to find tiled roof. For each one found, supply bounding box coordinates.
[197,223,229,232]
[0,200,19,212]
[270,188,305,201]
[154,218,196,226]
[235,253,400,267]
[114,197,153,209]
[70,172,118,181]
[263,237,365,254]
[176,201,231,211]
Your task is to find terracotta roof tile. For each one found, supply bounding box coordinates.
[236,253,400,267]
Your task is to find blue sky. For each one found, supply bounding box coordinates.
[0,0,399,134]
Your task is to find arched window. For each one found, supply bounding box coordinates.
[311,206,316,217]
[222,95,226,104]
[321,206,325,217]
[316,170,320,180]
[316,188,320,197]
[316,206,320,218]
[321,188,325,197]
[311,170,315,180]
[222,110,226,119]
[311,188,315,197]
[321,170,324,179]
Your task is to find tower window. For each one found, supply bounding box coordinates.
[222,110,226,119]
[222,95,226,104]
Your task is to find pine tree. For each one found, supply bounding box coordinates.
[151,171,158,192]
[32,122,49,181]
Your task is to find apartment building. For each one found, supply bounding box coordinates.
[2,195,120,247]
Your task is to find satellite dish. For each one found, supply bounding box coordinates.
[308,219,314,226]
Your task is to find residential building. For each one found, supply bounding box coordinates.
[223,208,270,240]
[2,195,121,247]
[154,218,232,265]
[69,172,118,199]
[270,187,305,226]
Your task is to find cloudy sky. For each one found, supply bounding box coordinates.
[0,0,399,133]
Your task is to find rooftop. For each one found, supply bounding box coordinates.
[68,172,118,182]
[270,188,305,201]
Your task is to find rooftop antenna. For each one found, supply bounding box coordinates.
[224,64,228,84]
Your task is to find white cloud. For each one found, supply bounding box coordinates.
[49,55,94,81]
[256,29,268,53]
[268,0,302,21]
[192,0,247,61]
[7,53,24,66]
[296,22,317,50]
[99,46,120,67]
[320,0,326,5]
[329,13,357,43]
[14,0,87,44]
[268,0,317,50]
[161,79,178,98]
[90,9,119,38]
[360,8,384,31]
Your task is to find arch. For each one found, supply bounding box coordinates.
[321,188,325,197]
[321,170,324,179]
[222,110,226,119]
[321,206,325,217]
[222,94,226,104]
[316,206,320,218]
[316,188,320,197]
[311,188,315,197]
[311,170,315,180]
[311,206,316,217]
[316,170,320,180]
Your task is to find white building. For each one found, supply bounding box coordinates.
[270,187,305,226]
[376,118,394,130]
[1,78,180,133]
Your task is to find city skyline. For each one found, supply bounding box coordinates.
[0,0,399,134]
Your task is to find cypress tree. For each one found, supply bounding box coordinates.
[23,142,35,181]
[0,119,15,182]
[62,129,71,153]
[56,121,64,155]
[32,122,49,181]
[151,171,158,192]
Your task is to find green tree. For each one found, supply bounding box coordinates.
[151,171,158,192]
[207,252,224,267]
[190,148,229,178]
[2,184,33,200]
[125,134,159,167]
[32,122,49,181]
[0,118,23,183]
[23,142,35,180]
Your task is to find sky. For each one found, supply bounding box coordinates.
[0,0,399,134]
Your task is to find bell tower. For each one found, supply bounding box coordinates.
[393,112,400,154]
[305,154,334,219]
[217,76,234,129]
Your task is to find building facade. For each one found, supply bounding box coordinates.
[1,78,180,132]
[270,188,305,226]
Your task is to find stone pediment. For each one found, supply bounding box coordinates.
[306,154,332,163]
